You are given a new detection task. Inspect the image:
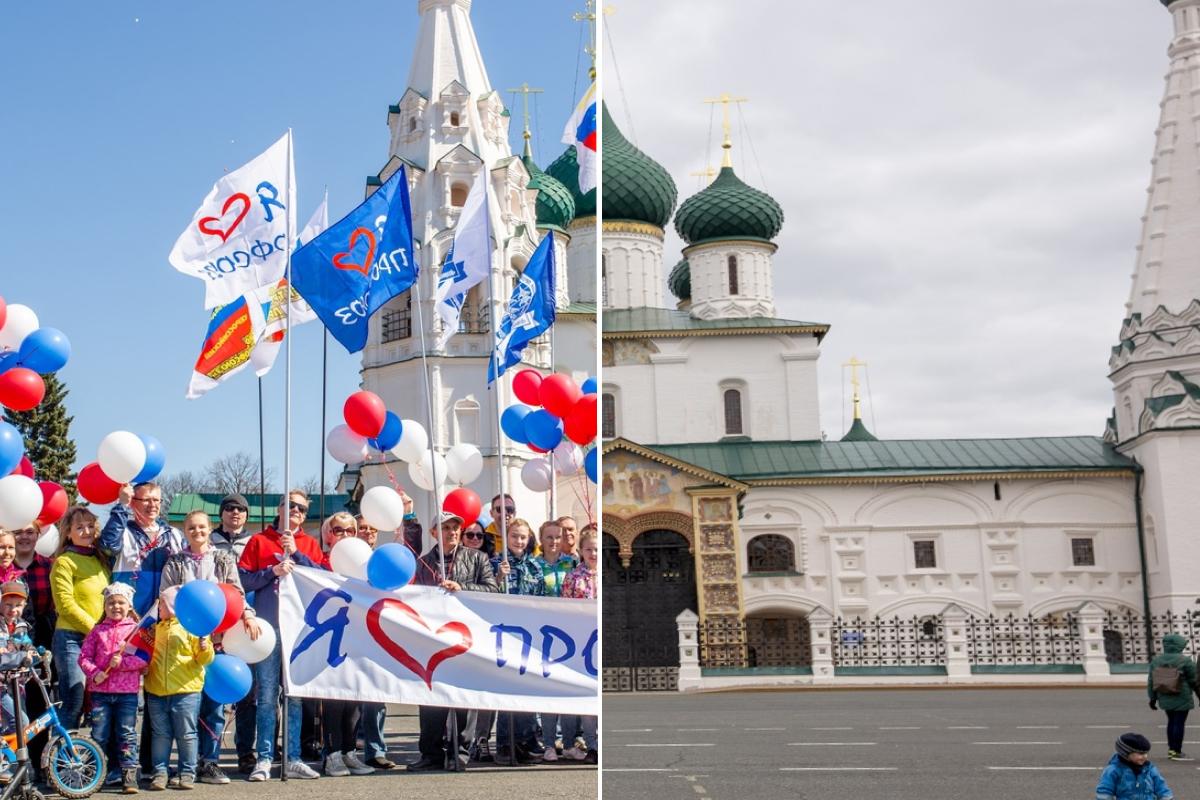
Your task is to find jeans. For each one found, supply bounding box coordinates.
[51,629,85,730]
[255,640,301,763]
[234,679,257,758]
[417,706,468,762]
[1166,709,1189,753]
[91,693,139,770]
[197,693,225,765]
[569,715,597,750]
[322,701,360,754]
[147,692,200,778]
[495,711,540,752]
[360,703,387,760]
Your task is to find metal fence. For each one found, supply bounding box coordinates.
[832,616,946,668]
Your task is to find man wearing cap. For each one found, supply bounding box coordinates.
[407,511,498,772]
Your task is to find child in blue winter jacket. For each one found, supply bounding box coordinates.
[1096,733,1173,800]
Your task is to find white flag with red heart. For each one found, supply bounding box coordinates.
[168,131,296,309]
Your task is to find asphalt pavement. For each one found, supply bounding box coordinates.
[603,687,1194,799]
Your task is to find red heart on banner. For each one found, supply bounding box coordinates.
[365,597,472,689]
[332,227,376,276]
[197,193,251,242]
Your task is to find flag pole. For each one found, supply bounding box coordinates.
[258,377,266,523]
[280,127,296,783]
[548,307,557,528]
[319,329,327,524]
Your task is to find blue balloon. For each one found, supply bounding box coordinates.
[133,434,166,483]
[204,654,252,703]
[368,411,403,452]
[175,580,226,637]
[581,376,597,394]
[0,422,23,477]
[524,409,564,451]
[584,447,597,484]
[0,352,17,377]
[16,328,70,374]
[501,404,532,443]
[367,543,417,591]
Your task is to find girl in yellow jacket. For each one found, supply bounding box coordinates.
[144,586,213,791]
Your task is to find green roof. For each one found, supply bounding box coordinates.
[522,145,575,231]
[668,258,691,301]
[546,146,595,218]
[561,301,597,315]
[1145,370,1200,419]
[841,418,878,442]
[675,165,784,246]
[603,307,828,339]
[642,437,1137,482]
[601,105,678,228]
[167,492,350,526]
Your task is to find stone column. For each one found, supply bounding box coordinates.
[1077,601,1112,678]
[808,608,835,684]
[942,603,972,680]
[677,609,702,691]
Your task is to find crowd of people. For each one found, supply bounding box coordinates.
[0,483,597,793]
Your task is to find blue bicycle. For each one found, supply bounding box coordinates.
[0,650,104,799]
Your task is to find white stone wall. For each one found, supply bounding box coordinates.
[567,219,597,305]
[686,241,776,320]
[737,477,1143,620]
[601,228,665,310]
[605,331,823,443]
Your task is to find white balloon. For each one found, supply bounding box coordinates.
[97,431,147,484]
[221,618,277,665]
[34,524,60,558]
[0,475,42,529]
[329,536,373,580]
[391,419,429,463]
[551,441,583,476]
[521,458,554,492]
[0,305,39,352]
[445,443,483,485]
[360,485,406,531]
[326,424,369,465]
[407,452,448,492]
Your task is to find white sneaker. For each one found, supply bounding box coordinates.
[341,753,375,776]
[543,747,558,762]
[324,752,350,777]
[247,759,271,782]
[286,760,320,780]
[561,746,587,761]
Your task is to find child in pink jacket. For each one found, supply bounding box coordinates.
[78,583,147,794]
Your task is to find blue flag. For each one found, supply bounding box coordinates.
[488,231,556,383]
[291,168,416,353]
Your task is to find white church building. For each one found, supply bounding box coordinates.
[601,1,1200,690]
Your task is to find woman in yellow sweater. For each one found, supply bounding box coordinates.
[50,506,111,730]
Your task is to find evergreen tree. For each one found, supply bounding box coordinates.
[7,373,77,501]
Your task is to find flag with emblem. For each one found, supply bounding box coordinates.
[562,82,596,194]
[436,170,491,348]
[487,231,556,383]
[185,293,271,399]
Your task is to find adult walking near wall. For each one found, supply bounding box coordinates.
[1148,632,1200,761]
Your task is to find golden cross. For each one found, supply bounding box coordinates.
[506,82,544,151]
[690,165,717,188]
[843,356,867,420]
[703,93,748,168]
[573,1,598,78]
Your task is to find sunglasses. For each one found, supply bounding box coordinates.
[329,526,354,535]
[493,505,516,514]
[221,505,247,514]
[288,502,308,513]
[462,532,485,540]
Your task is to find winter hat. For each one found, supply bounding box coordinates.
[220,494,249,512]
[1116,733,1152,758]
[102,582,133,602]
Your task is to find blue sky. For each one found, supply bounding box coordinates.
[0,1,588,489]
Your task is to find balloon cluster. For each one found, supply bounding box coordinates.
[500,370,598,490]
[328,537,418,591]
[0,297,72,413]
[173,580,274,704]
[77,431,167,505]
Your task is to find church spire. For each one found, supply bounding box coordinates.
[840,357,878,442]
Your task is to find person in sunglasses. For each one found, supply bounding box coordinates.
[238,491,325,782]
[484,494,517,554]
[459,521,494,557]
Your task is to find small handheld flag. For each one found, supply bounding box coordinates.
[488,231,556,384]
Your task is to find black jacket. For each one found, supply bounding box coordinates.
[415,545,499,593]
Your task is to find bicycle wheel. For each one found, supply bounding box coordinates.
[44,736,104,799]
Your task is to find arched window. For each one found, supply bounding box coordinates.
[602,393,616,439]
[449,111,461,127]
[723,388,743,435]
[747,535,794,573]
[450,182,469,207]
[728,255,739,295]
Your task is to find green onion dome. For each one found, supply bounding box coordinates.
[522,150,575,231]
[668,258,691,301]
[675,165,784,246]
[601,105,678,228]
[546,146,595,219]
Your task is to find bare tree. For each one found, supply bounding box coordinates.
[158,470,203,510]
[202,452,276,496]
[298,474,335,496]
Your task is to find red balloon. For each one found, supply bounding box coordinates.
[528,442,548,454]
[443,487,482,530]
[511,369,543,406]
[564,394,598,445]
[343,391,387,438]
[9,456,33,479]
[0,368,44,412]
[539,373,583,419]
[77,462,121,505]
[36,481,67,527]
[215,583,245,634]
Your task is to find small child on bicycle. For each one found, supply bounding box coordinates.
[144,586,212,791]
[0,580,33,784]
[78,582,146,795]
